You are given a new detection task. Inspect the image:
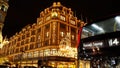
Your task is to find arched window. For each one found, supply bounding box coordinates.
[1,5,5,11]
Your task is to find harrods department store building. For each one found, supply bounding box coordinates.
[1,2,85,67]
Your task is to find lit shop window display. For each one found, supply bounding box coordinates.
[44,49,51,56]
[23,52,28,59]
[58,32,77,58]
[22,48,77,58]
[39,50,43,57]
[28,52,33,58]
[33,51,39,57]
[51,49,58,56]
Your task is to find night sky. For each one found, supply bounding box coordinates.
[2,0,120,38]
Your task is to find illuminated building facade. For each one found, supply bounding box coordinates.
[1,2,85,67]
[0,0,9,48]
[0,0,9,64]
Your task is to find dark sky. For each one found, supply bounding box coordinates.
[2,0,120,38]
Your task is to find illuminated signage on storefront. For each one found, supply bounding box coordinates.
[108,38,120,46]
[93,42,103,46]
[83,41,104,48]
[82,37,120,48]
[83,43,92,47]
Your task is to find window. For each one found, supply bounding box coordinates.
[25,39,29,44]
[44,49,50,56]
[22,35,25,39]
[37,35,41,42]
[40,50,43,56]
[30,37,35,42]
[1,5,4,11]
[37,43,41,48]
[38,20,43,24]
[28,52,33,58]
[60,23,66,38]
[20,47,23,52]
[18,37,21,41]
[23,53,27,59]
[70,20,76,25]
[46,32,49,37]
[51,12,58,18]
[60,32,64,37]
[21,41,24,45]
[14,39,16,45]
[45,24,50,39]
[30,44,34,49]
[1,5,8,12]
[51,49,57,56]
[60,15,65,21]
[71,35,75,40]
[71,28,76,40]
[37,28,41,33]
[25,45,28,50]
[17,43,20,46]
[26,33,30,37]
[46,16,51,21]
[31,30,35,35]
[34,51,39,57]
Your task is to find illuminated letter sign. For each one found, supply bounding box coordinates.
[83,41,104,48]
[108,38,119,46]
[93,42,103,47]
[83,43,92,47]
